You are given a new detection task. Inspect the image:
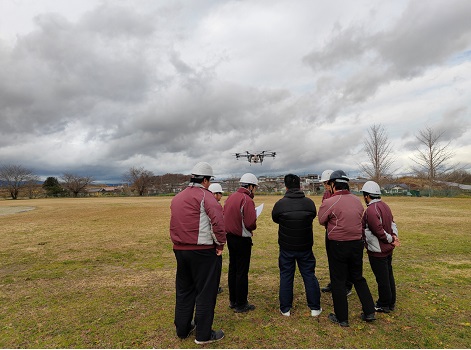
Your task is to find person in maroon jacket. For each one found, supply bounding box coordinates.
[209,183,224,295]
[318,170,376,327]
[319,169,353,296]
[170,162,226,344]
[361,181,400,313]
[223,173,258,313]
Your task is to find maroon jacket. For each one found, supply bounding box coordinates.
[170,183,225,251]
[223,187,257,237]
[318,190,364,241]
[322,190,333,202]
[362,199,398,258]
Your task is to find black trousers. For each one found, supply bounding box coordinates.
[174,249,221,341]
[369,254,396,308]
[227,234,252,307]
[325,231,353,289]
[328,239,375,322]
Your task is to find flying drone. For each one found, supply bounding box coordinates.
[233,150,276,165]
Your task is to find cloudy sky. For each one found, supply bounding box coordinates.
[1,0,470,183]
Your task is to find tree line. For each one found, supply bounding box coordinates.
[359,125,469,195]
[1,125,469,200]
[0,166,192,199]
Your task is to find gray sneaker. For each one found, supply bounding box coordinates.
[195,329,224,344]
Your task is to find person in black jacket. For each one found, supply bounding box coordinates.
[272,174,322,317]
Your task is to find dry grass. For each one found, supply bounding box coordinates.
[0,196,470,348]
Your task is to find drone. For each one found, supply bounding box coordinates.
[233,150,276,165]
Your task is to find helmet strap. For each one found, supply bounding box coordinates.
[329,182,335,194]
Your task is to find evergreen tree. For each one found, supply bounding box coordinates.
[42,177,65,197]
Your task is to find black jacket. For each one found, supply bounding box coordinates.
[272,189,317,251]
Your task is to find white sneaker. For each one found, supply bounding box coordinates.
[311,308,323,317]
[280,309,290,316]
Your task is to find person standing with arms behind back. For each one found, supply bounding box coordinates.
[272,174,322,317]
[170,162,226,345]
[318,170,376,327]
[224,173,258,313]
[361,181,400,313]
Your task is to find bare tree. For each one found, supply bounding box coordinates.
[359,124,395,184]
[446,169,471,184]
[225,177,240,193]
[123,167,154,196]
[154,173,189,194]
[61,173,94,197]
[411,126,455,195]
[0,164,38,199]
[25,176,41,199]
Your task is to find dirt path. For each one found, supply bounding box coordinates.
[0,206,36,216]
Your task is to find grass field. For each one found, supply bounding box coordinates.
[1,195,470,348]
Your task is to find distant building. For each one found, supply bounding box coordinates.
[383,184,409,195]
[86,186,124,196]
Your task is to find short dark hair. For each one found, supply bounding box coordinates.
[191,176,211,184]
[363,191,381,199]
[284,174,300,189]
[333,181,349,191]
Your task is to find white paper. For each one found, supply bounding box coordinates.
[255,203,264,218]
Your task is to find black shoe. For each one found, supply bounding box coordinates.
[178,320,196,339]
[389,304,395,311]
[194,329,224,344]
[374,304,391,313]
[321,284,332,293]
[229,302,237,309]
[234,303,255,313]
[361,312,376,322]
[217,286,223,294]
[328,313,349,327]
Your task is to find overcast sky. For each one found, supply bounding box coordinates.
[1,0,470,183]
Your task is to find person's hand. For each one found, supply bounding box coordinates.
[216,249,223,256]
[392,236,401,247]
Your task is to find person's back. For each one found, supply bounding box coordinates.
[224,187,257,237]
[224,173,258,313]
[170,185,225,248]
[318,190,364,241]
[361,181,400,314]
[319,170,353,295]
[272,174,322,317]
[317,170,375,327]
[363,199,396,257]
[170,162,226,344]
[272,188,316,251]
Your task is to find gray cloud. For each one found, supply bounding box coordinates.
[1,1,470,182]
[433,107,470,142]
[303,0,471,116]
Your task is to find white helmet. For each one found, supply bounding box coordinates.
[239,173,258,186]
[320,169,334,182]
[208,183,223,194]
[191,162,213,177]
[361,181,381,195]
